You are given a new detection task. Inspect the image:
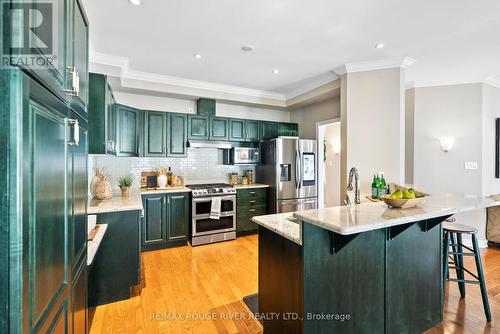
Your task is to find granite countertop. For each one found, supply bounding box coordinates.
[233,183,269,189]
[252,193,499,245]
[88,193,144,214]
[252,213,302,245]
[140,187,191,195]
[87,224,107,266]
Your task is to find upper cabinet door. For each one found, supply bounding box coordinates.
[278,123,299,137]
[187,115,209,140]
[167,113,187,157]
[261,122,279,140]
[144,111,167,157]
[209,117,229,141]
[245,120,261,142]
[9,0,70,102]
[116,104,140,157]
[229,119,245,142]
[68,0,89,117]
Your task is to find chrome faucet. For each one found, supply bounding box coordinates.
[346,167,361,204]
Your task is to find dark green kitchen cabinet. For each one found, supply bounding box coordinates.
[167,193,189,241]
[142,192,189,251]
[245,120,261,141]
[229,119,246,142]
[261,122,279,140]
[197,98,216,116]
[72,260,88,334]
[210,117,229,141]
[68,0,89,118]
[188,115,210,140]
[116,104,141,156]
[89,210,141,306]
[143,195,166,245]
[144,111,167,157]
[88,73,115,154]
[236,187,268,236]
[278,122,299,137]
[167,113,188,157]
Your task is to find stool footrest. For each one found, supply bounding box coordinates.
[447,278,480,285]
[448,251,475,256]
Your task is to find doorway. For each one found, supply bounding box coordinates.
[317,119,341,209]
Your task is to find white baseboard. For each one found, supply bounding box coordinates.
[460,237,488,249]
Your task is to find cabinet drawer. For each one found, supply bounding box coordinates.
[237,196,267,207]
[236,188,267,199]
[236,215,259,233]
[237,205,266,216]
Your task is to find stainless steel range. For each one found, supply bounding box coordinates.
[186,183,237,246]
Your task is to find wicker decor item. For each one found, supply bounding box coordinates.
[92,169,112,200]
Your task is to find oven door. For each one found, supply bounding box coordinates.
[192,196,236,236]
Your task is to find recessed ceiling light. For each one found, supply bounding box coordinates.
[193,53,202,59]
[241,45,255,52]
[272,69,279,74]
[129,0,142,5]
[375,43,384,49]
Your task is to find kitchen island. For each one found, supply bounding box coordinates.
[252,194,498,334]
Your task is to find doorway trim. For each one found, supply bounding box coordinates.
[316,118,341,209]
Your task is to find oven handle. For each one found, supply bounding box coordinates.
[192,195,236,203]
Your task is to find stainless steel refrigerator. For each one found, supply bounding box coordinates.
[257,137,317,213]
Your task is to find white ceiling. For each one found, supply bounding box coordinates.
[83,0,500,97]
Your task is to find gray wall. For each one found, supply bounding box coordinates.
[411,83,492,242]
[113,91,291,122]
[290,97,340,139]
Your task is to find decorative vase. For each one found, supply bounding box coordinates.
[157,174,168,189]
[121,186,130,198]
[94,173,113,200]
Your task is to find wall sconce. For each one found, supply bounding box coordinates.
[440,137,454,152]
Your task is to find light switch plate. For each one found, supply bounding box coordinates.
[464,161,478,170]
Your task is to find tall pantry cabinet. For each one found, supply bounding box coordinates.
[1,0,90,333]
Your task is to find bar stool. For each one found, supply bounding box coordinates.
[443,220,491,322]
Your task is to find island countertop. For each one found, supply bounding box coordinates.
[253,193,499,244]
[88,193,144,214]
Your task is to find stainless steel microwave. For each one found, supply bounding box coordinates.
[227,147,260,165]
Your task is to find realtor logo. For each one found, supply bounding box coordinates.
[2,0,56,68]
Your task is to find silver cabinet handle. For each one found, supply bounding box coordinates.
[249,191,256,195]
[249,200,256,203]
[68,119,79,146]
[62,67,79,96]
[248,209,256,212]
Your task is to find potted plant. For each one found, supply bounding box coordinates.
[118,175,134,197]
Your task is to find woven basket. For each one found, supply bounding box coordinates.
[92,169,112,200]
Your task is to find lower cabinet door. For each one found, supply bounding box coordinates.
[167,193,189,241]
[72,261,87,334]
[143,195,167,245]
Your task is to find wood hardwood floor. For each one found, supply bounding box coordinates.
[89,235,500,334]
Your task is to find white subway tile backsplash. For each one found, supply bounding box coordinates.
[88,148,255,193]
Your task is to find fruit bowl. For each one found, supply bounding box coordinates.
[381,186,429,209]
[381,195,428,209]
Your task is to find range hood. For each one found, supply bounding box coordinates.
[186,140,232,149]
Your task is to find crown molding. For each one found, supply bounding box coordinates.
[90,51,288,104]
[90,50,345,107]
[484,75,500,89]
[333,57,416,76]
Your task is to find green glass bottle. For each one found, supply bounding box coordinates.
[378,172,387,198]
[371,174,379,199]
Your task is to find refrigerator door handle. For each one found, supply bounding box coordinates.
[295,149,300,189]
[298,149,302,189]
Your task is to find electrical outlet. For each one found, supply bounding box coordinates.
[464,161,478,170]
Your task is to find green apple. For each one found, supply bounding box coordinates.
[391,190,403,199]
[403,189,416,199]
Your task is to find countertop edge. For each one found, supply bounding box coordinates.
[234,184,269,189]
[252,214,302,245]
